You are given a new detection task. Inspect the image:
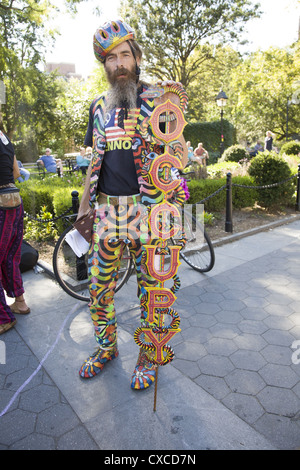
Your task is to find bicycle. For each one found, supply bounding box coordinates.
[52,208,215,302]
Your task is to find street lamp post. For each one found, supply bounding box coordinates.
[216,89,228,157]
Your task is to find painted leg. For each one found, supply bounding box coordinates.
[130,244,157,390]
[79,216,125,378]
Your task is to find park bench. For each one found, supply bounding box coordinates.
[20,153,81,180]
[23,162,47,179]
[63,153,78,174]
[22,158,77,179]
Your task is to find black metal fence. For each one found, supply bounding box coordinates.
[194,163,300,233]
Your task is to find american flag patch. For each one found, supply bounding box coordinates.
[106,108,139,142]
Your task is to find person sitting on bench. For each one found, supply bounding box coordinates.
[37,148,64,176]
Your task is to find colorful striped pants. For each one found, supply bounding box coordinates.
[0,204,24,325]
[88,202,156,349]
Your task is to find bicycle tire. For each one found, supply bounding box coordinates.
[171,209,215,273]
[52,225,133,302]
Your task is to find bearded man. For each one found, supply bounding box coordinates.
[77,19,187,389]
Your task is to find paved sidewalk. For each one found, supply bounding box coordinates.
[0,220,300,450]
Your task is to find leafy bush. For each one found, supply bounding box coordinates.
[279,141,300,156]
[24,206,58,242]
[206,161,241,178]
[187,178,226,211]
[187,175,257,212]
[231,176,258,209]
[248,151,295,208]
[219,144,249,163]
[18,173,85,236]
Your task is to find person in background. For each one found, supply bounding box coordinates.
[193,142,209,166]
[76,147,91,175]
[37,148,64,176]
[17,160,30,183]
[186,140,195,165]
[264,131,273,151]
[249,140,264,157]
[0,128,30,335]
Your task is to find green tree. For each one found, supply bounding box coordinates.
[52,66,108,154]
[121,0,261,88]
[0,0,89,157]
[187,45,241,122]
[229,43,300,143]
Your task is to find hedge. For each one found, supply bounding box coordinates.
[18,175,85,234]
[186,176,258,212]
[183,119,236,154]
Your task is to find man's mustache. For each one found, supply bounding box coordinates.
[115,68,130,77]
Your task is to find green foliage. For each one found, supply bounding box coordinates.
[53,71,108,154]
[248,151,295,208]
[203,212,215,226]
[184,119,235,153]
[19,174,85,236]
[187,178,226,211]
[279,141,300,156]
[187,46,241,123]
[219,144,249,163]
[123,0,261,87]
[20,183,55,215]
[206,161,240,178]
[24,206,58,242]
[0,0,96,158]
[231,176,258,209]
[229,44,300,142]
[187,175,257,212]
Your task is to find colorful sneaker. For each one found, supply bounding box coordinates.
[79,346,119,378]
[131,348,156,390]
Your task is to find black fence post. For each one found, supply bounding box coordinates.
[296,164,300,212]
[71,190,80,215]
[225,172,233,233]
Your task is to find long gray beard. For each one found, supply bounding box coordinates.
[105,79,138,112]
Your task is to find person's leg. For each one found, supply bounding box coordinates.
[129,241,158,390]
[79,207,125,378]
[56,159,64,176]
[22,169,30,181]
[0,208,22,328]
[1,204,29,315]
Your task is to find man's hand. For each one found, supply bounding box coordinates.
[154,80,183,108]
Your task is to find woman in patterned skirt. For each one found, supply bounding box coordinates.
[0,128,30,335]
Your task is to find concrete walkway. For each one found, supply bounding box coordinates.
[0,219,300,450]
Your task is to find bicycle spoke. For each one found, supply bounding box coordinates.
[53,226,132,302]
[172,209,215,273]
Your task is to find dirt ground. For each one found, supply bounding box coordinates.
[29,205,300,266]
[205,206,299,241]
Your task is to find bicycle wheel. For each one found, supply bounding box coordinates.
[52,225,133,302]
[171,209,215,273]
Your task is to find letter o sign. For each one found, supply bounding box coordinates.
[149,100,187,144]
